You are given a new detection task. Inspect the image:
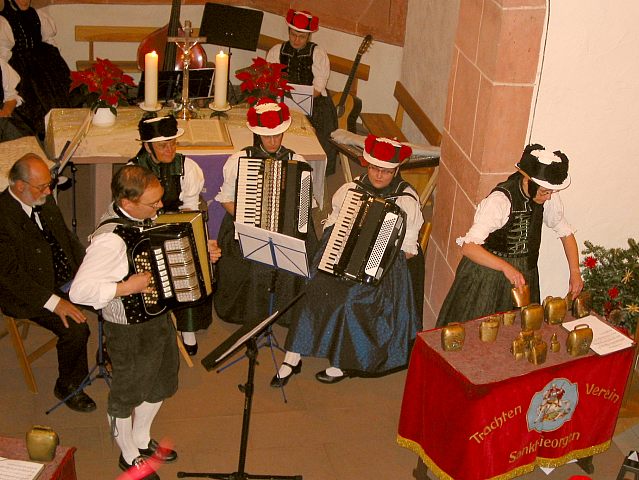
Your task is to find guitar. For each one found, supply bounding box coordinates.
[331,34,373,133]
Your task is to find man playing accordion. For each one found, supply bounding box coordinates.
[272,135,424,386]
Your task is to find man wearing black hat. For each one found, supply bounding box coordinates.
[131,115,210,356]
[436,144,584,327]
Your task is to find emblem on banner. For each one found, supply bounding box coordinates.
[526,378,578,432]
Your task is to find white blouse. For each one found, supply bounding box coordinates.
[265,42,331,97]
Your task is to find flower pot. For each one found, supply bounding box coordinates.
[92,107,117,127]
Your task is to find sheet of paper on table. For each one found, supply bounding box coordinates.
[0,456,44,480]
[563,315,635,355]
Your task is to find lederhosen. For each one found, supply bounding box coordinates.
[279,42,338,175]
[130,151,213,333]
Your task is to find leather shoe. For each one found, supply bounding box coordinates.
[315,369,350,384]
[139,438,178,463]
[118,454,160,480]
[270,361,302,388]
[183,342,198,356]
[54,384,97,413]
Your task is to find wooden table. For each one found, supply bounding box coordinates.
[0,436,77,480]
[397,314,635,480]
[45,107,327,242]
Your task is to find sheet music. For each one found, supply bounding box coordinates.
[284,83,314,116]
[0,457,44,480]
[562,315,635,355]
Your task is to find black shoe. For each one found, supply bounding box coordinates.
[118,454,160,480]
[139,439,178,463]
[270,361,302,388]
[183,342,198,356]
[315,368,350,384]
[53,383,97,413]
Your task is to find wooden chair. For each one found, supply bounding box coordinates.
[0,312,57,394]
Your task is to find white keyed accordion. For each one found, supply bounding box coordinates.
[115,211,213,324]
[235,156,312,239]
[318,189,406,285]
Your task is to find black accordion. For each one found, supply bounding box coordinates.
[235,156,312,239]
[118,211,213,324]
[318,189,406,285]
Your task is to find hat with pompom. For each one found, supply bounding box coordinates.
[362,135,412,169]
[286,9,319,33]
[246,98,292,136]
[516,143,571,191]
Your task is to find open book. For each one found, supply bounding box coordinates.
[0,457,44,480]
[176,118,233,149]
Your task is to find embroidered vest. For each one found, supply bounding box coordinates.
[279,42,315,86]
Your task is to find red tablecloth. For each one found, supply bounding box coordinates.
[0,436,77,480]
[397,315,634,480]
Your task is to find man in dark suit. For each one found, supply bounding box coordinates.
[0,153,95,412]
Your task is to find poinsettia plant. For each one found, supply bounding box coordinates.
[70,58,136,115]
[236,57,292,106]
[581,238,639,336]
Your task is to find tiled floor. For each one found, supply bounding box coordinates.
[1,158,637,479]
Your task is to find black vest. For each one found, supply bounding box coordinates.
[243,145,296,161]
[132,151,185,212]
[483,174,544,268]
[356,173,416,202]
[0,3,42,53]
[279,42,315,86]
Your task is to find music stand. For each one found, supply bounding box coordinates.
[177,293,304,480]
[216,224,308,402]
[198,3,264,105]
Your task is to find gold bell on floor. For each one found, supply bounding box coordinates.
[26,425,59,461]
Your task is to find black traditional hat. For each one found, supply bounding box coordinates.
[516,144,571,190]
[138,115,184,143]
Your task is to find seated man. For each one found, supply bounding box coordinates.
[0,153,95,412]
[70,165,220,480]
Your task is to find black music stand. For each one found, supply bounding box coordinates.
[217,224,309,401]
[177,293,304,480]
[198,3,264,105]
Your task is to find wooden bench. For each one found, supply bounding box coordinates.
[74,26,370,94]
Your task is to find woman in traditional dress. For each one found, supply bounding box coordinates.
[214,98,318,327]
[272,135,424,386]
[0,0,71,137]
[436,144,584,327]
[266,9,338,175]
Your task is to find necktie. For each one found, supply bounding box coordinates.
[31,208,73,288]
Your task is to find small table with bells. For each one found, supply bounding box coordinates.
[397,313,634,480]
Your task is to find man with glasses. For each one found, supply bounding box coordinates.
[130,114,208,356]
[436,144,584,327]
[70,165,177,480]
[0,153,95,412]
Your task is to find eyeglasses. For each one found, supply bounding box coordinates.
[367,165,395,176]
[136,199,163,209]
[152,139,177,151]
[24,179,52,192]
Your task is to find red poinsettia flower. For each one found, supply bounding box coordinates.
[608,286,620,299]
[236,57,292,106]
[70,58,135,114]
[583,256,597,269]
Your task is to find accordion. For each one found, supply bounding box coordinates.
[118,211,213,324]
[235,156,312,239]
[318,189,406,285]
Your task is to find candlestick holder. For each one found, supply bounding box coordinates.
[168,20,206,120]
[208,102,231,119]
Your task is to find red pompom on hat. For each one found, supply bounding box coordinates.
[246,97,292,136]
[285,9,319,33]
[362,135,412,169]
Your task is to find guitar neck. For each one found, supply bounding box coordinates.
[163,0,181,70]
[337,52,363,109]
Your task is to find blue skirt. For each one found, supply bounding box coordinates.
[285,227,420,373]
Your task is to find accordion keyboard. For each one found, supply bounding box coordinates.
[236,158,263,227]
[318,189,365,274]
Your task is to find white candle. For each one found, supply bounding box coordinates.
[144,51,158,109]
[214,50,229,108]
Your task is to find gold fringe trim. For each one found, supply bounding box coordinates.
[397,435,611,480]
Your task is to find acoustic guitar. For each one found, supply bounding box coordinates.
[331,34,373,133]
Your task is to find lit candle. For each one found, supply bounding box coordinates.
[144,51,158,109]
[214,50,229,108]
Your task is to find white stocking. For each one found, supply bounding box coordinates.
[132,401,162,450]
[181,331,196,346]
[110,415,139,464]
[277,351,301,377]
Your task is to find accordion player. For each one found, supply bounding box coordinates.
[113,211,213,324]
[318,188,407,285]
[234,155,312,239]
